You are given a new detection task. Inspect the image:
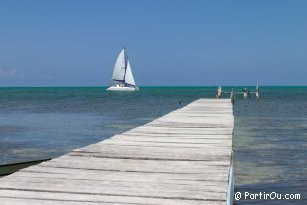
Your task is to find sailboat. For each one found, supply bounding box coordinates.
[106,47,138,91]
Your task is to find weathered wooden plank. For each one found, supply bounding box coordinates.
[109,135,232,144]
[126,129,233,135]
[35,156,230,174]
[4,171,229,186]
[0,190,224,205]
[120,133,232,139]
[0,177,228,196]
[72,145,231,161]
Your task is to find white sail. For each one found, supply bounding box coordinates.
[112,49,126,81]
[124,60,136,86]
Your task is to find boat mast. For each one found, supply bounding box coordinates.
[122,45,128,85]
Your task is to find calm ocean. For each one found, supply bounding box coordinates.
[0,86,306,204]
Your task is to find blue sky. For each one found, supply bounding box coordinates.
[0,0,306,86]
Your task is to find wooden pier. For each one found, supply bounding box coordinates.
[0,99,234,205]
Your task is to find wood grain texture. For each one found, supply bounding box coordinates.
[0,99,233,205]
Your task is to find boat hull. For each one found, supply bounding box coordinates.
[106,86,138,91]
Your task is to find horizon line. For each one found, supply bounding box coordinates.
[1,85,307,88]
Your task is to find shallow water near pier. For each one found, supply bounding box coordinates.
[0,86,306,204]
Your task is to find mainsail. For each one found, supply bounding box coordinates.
[112,49,126,81]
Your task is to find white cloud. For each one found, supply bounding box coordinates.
[0,68,23,78]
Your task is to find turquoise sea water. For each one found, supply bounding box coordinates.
[0,86,306,204]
